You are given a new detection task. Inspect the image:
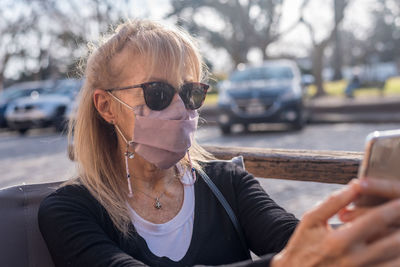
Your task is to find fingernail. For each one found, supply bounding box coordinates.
[348,179,360,190]
[350,179,359,185]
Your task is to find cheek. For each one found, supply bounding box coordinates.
[114,92,145,138]
[122,109,136,138]
[112,102,136,140]
[119,90,146,107]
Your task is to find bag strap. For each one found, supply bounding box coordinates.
[197,168,251,258]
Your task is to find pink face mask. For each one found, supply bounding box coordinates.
[109,93,198,169]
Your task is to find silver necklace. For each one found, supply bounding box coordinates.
[134,168,181,210]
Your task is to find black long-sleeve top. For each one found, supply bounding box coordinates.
[38,161,299,267]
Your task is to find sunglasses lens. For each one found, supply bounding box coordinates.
[180,83,208,110]
[143,82,175,110]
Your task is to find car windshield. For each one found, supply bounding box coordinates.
[0,90,21,100]
[54,85,77,96]
[51,80,81,98]
[229,66,294,82]
[0,88,48,101]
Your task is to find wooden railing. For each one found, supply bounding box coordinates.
[69,145,363,184]
[204,146,363,185]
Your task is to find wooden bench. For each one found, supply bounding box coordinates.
[204,146,362,184]
[360,80,387,96]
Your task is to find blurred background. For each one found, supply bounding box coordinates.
[1,0,400,219]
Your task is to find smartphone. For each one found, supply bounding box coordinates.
[357,129,400,206]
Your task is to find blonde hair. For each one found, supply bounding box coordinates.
[65,19,214,236]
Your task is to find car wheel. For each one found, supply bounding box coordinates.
[292,122,304,131]
[220,124,231,135]
[55,119,67,133]
[243,124,250,133]
[18,128,29,135]
[291,112,305,131]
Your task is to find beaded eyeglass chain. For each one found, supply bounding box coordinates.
[124,144,135,198]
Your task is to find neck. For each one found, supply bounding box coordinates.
[115,127,186,199]
[130,157,176,191]
[118,144,178,195]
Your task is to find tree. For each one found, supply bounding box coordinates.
[300,0,350,97]
[332,0,347,80]
[33,0,135,77]
[1,0,138,87]
[333,29,369,66]
[0,0,38,90]
[167,0,300,67]
[367,0,400,62]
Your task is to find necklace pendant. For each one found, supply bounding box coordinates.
[154,198,162,210]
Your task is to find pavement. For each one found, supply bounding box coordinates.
[200,95,400,124]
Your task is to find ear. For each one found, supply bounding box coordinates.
[93,89,115,123]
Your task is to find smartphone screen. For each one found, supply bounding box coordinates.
[357,130,400,206]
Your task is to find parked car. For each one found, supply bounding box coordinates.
[0,80,55,128]
[63,94,79,132]
[217,60,307,134]
[301,74,315,86]
[5,79,82,134]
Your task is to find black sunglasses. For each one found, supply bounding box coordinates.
[105,81,209,111]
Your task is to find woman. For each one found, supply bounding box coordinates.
[38,20,400,267]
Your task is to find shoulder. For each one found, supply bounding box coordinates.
[38,183,103,224]
[40,183,93,207]
[201,160,246,177]
[199,160,258,192]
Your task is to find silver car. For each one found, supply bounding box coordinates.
[5,79,81,134]
[0,81,55,128]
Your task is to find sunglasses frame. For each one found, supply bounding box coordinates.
[105,81,209,111]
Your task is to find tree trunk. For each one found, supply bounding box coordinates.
[231,49,248,67]
[0,53,11,92]
[312,44,326,97]
[263,50,268,61]
[262,44,269,61]
[332,27,343,80]
[332,0,344,80]
[301,0,349,96]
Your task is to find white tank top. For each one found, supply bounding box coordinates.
[127,171,195,261]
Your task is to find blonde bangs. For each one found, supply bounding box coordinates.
[123,23,204,87]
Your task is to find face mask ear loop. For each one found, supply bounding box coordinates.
[108,90,141,140]
[114,124,129,144]
[107,91,135,110]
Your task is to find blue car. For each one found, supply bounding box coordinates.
[217,60,307,134]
